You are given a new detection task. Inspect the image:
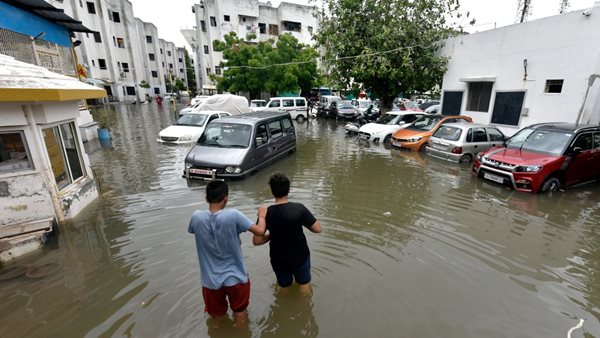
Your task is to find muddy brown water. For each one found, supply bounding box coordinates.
[1,103,599,337]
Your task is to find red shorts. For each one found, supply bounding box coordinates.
[202,280,250,316]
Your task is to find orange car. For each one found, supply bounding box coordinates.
[391,115,473,151]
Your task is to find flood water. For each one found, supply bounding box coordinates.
[1,102,600,337]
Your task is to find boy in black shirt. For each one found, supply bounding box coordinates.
[253,173,322,293]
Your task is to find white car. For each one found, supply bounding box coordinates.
[352,99,373,115]
[250,99,267,112]
[357,112,425,143]
[157,111,230,144]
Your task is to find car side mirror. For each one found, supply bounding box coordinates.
[571,146,583,155]
[399,121,406,125]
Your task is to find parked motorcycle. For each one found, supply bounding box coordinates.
[344,115,368,134]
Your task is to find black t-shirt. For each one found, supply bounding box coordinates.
[266,202,317,271]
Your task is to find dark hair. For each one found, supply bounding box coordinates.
[269,173,290,198]
[206,180,228,203]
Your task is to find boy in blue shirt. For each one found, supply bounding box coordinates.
[188,180,267,322]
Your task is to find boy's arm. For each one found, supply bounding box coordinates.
[308,220,322,233]
[252,232,270,246]
[247,205,268,236]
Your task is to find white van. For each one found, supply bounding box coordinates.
[265,97,308,121]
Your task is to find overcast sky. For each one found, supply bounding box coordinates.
[129,0,598,49]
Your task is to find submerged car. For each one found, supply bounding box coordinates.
[330,100,361,119]
[391,115,473,151]
[473,123,600,193]
[357,112,425,143]
[184,111,296,180]
[426,123,506,163]
[157,111,230,144]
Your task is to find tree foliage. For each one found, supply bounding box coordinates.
[211,32,320,98]
[315,0,468,108]
[183,49,197,93]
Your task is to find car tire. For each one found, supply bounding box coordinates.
[383,135,392,143]
[540,176,561,193]
[296,114,305,122]
[418,143,427,152]
[459,154,472,163]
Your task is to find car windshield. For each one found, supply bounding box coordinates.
[197,123,252,148]
[251,101,266,107]
[176,114,208,126]
[433,126,462,141]
[338,101,354,109]
[358,101,371,108]
[505,128,572,155]
[407,115,443,131]
[376,114,401,125]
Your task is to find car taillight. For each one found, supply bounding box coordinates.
[451,146,462,154]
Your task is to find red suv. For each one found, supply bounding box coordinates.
[472,123,600,193]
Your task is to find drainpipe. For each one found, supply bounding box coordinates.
[23,105,65,223]
[576,74,600,124]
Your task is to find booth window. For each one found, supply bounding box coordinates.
[43,123,84,190]
[467,82,493,112]
[0,132,33,173]
[545,79,563,93]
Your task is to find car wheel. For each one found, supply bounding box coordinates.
[459,154,472,163]
[418,143,427,152]
[383,135,392,143]
[540,176,561,193]
[296,114,305,122]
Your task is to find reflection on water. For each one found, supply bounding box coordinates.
[1,104,600,337]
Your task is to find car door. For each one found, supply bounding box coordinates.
[486,127,505,148]
[282,99,295,113]
[249,123,271,170]
[565,132,595,185]
[295,99,307,118]
[268,99,281,110]
[267,119,285,160]
[469,127,488,156]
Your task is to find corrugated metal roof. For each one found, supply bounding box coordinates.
[1,0,93,33]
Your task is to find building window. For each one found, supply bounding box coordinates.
[545,79,564,93]
[151,70,158,78]
[93,31,101,43]
[268,24,279,36]
[42,123,84,190]
[146,35,152,43]
[126,86,136,95]
[210,16,217,27]
[86,1,96,14]
[466,82,493,112]
[91,60,95,67]
[112,11,120,22]
[242,17,247,23]
[179,68,184,74]
[167,51,171,56]
[224,15,230,22]
[178,58,183,63]
[259,23,266,34]
[491,91,526,126]
[160,48,163,54]
[117,38,125,48]
[206,67,211,75]
[215,66,221,75]
[122,62,129,72]
[79,0,83,7]
[149,53,155,61]
[308,26,313,34]
[162,62,164,67]
[204,45,209,54]
[200,20,206,32]
[283,21,301,32]
[169,63,173,69]
[112,36,116,46]
[0,132,33,173]
[154,87,160,94]
[98,59,107,69]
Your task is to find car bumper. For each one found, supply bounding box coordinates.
[157,138,194,144]
[391,138,424,151]
[425,147,461,162]
[183,166,246,180]
[473,162,543,193]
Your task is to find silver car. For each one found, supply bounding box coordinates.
[426,123,506,163]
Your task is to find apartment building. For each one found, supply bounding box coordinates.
[47,0,188,102]
[184,0,318,94]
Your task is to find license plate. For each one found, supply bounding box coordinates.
[432,143,446,150]
[483,172,504,184]
[190,168,213,175]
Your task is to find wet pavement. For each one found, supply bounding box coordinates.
[1,102,600,337]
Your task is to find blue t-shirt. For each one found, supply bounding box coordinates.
[188,208,253,289]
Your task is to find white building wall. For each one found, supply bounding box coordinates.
[440,7,600,136]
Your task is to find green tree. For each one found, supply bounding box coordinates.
[175,78,185,91]
[212,32,319,99]
[183,49,197,94]
[316,0,468,109]
[139,80,150,89]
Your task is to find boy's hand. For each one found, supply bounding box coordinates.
[257,205,268,218]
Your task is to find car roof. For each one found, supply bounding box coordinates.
[440,122,497,129]
[187,110,229,115]
[251,99,266,102]
[387,111,423,116]
[269,97,305,100]
[213,111,290,125]
[528,122,600,133]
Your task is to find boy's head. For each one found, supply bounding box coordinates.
[269,173,290,198]
[206,180,228,204]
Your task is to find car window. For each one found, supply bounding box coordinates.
[283,99,294,107]
[594,132,600,149]
[219,113,231,118]
[400,114,418,124]
[433,125,462,141]
[268,120,283,139]
[487,128,505,141]
[255,123,269,146]
[208,114,219,123]
[269,100,280,108]
[572,133,594,150]
[466,128,473,142]
[295,99,306,107]
[472,128,487,142]
[282,118,294,134]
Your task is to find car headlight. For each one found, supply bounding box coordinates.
[514,165,542,172]
[179,135,192,141]
[225,166,242,174]
[185,162,192,169]
[407,136,422,142]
